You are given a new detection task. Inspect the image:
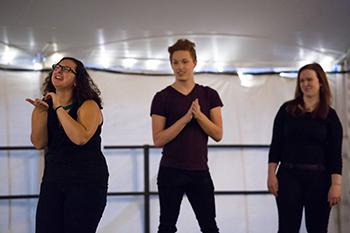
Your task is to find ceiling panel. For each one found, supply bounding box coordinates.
[1,0,349,73]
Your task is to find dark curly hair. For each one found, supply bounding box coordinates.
[286,63,331,119]
[42,57,103,109]
[168,38,197,63]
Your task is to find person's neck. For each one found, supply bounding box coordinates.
[56,89,73,106]
[303,96,320,112]
[172,80,195,94]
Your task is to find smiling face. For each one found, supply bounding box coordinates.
[51,59,77,90]
[299,69,321,98]
[171,50,196,81]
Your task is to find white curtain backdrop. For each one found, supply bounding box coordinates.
[0,70,348,233]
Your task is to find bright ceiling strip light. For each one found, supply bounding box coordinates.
[194,60,205,72]
[33,62,43,70]
[50,53,64,62]
[239,73,268,87]
[145,59,161,70]
[215,63,224,72]
[98,46,111,68]
[279,72,298,78]
[2,46,16,64]
[122,58,138,69]
[320,56,334,72]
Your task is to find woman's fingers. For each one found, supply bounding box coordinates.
[329,197,341,206]
[38,100,49,108]
[25,98,36,106]
[269,185,278,197]
[25,98,49,110]
[268,178,278,197]
[44,93,53,100]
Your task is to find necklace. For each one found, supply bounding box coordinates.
[63,103,74,110]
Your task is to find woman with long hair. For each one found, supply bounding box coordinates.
[267,63,343,232]
[26,57,109,233]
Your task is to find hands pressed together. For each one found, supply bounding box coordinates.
[184,98,203,123]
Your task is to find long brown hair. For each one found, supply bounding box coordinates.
[42,57,103,109]
[286,63,331,119]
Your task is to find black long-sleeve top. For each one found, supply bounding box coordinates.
[268,102,343,174]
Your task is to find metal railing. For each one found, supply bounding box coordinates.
[0,144,270,233]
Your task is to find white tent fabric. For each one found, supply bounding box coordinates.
[0,70,349,233]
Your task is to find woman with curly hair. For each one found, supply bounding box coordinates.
[26,57,109,233]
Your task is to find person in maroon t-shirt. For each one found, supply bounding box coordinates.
[151,39,223,233]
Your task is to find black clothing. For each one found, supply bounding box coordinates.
[44,103,109,184]
[269,102,343,233]
[36,182,107,233]
[151,83,222,233]
[276,167,331,233]
[150,84,223,170]
[36,102,109,233]
[157,167,219,233]
[269,102,342,174]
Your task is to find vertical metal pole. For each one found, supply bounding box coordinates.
[144,145,150,233]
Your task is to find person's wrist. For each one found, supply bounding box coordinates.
[55,105,63,112]
[34,106,48,113]
[194,112,203,120]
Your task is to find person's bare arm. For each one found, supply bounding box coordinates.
[192,99,223,141]
[152,104,193,147]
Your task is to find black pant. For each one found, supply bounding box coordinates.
[157,167,219,233]
[276,167,331,233]
[36,182,107,233]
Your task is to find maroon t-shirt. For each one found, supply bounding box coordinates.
[150,84,223,170]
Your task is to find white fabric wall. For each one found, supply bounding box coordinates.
[334,73,350,233]
[0,70,348,233]
[97,72,294,145]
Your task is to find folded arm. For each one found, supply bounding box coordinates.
[56,100,102,145]
[193,102,223,142]
[152,107,192,147]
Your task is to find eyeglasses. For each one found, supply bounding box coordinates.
[52,64,76,74]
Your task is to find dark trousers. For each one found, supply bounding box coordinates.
[36,182,107,233]
[157,167,219,233]
[276,167,331,233]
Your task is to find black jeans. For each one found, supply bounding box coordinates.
[157,167,219,233]
[276,167,331,233]
[36,182,107,233]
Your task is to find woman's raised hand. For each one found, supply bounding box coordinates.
[25,98,49,112]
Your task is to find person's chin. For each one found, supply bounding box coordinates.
[176,75,187,80]
[303,93,317,98]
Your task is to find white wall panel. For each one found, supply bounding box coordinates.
[0,70,348,233]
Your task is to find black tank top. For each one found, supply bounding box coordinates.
[43,101,109,185]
